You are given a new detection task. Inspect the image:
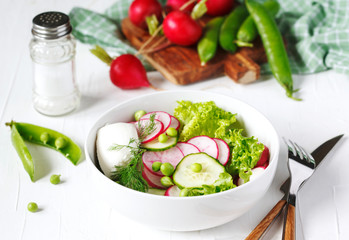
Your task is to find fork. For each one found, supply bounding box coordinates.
[282,139,316,240]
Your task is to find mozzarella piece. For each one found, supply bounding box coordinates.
[96,123,139,178]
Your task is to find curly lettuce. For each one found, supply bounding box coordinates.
[174,101,264,184]
[224,129,264,183]
[174,101,237,142]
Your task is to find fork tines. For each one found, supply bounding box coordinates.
[283,138,316,169]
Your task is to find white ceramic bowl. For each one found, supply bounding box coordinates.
[85,90,280,231]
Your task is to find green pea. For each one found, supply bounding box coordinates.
[191,163,202,173]
[160,162,174,176]
[179,188,189,197]
[40,132,50,144]
[50,174,61,185]
[152,161,162,172]
[158,133,168,143]
[160,176,174,187]
[55,137,66,149]
[166,127,177,137]
[134,110,147,121]
[27,202,38,212]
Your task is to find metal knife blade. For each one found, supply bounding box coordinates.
[280,134,344,193]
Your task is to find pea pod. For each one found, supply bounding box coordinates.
[237,0,280,45]
[7,122,35,181]
[6,121,82,181]
[246,0,300,100]
[197,16,225,66]
[219,5,249,53]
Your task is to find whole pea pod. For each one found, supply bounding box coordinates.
[219,5,249,53]
[237,0,280,45]
[246,0,300,100]
[6,121,82,181]
[197,16,225,66]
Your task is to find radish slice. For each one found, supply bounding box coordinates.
[169,115,180,130]
[142,146,184,176]
[256,145,269,167]
[237,167,266,186]
[165,185,181,197]
[136,118,164,143]
[213,138,230,166]
[142,167,165,189]
[140,111,172,132]
[187,136,219,159]
[176,142,200,156]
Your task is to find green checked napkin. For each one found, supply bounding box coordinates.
[69,0,349,74]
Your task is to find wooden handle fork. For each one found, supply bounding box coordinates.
[282,204,295,240]
[245,199,287,240]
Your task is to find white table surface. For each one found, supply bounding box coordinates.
[1,1,349,239]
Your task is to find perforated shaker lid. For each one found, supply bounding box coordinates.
[32,12,72,39]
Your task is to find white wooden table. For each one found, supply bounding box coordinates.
[1,1,349,239]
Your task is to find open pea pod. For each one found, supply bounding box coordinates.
[6,121,82,181]
[8,123,35,181]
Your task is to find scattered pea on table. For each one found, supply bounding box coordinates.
[50,174,61,185]
[27,202,38,213]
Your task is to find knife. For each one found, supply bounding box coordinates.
[244,134,344,240]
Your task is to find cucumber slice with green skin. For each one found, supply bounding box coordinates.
[173,152,226,189]
[141,135,178,151]
[147,188,166,195]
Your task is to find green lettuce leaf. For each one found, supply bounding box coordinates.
[174,101,237,142]
[224,129,264,183]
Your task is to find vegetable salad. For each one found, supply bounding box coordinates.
[96,100,269,197]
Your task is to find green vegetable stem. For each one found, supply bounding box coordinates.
[6,121,82,181]
[245,0,300,100]
[219,5,249,53]
[197,16,225,66]
[237,0,280,46]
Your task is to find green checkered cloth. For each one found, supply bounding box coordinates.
[69,0,349,74]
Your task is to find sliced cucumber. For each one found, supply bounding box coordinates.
[141,136,178,151]
[147,188,166,196]
[173,153,226,189]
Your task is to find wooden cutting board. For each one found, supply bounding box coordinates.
[121,17,267,85]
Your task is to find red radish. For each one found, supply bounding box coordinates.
[90,46,156,89]
[142,146,184,176]
[256,145,269,167]
[176,142,200,156]
[213,138,230,166]
[142,167,166,189]
[140,111,172,132]
[237,167,265,186]
[163,11,202,46]
[199,0,234,16]
[129,0,163,29]
[166,0,196,12]
[135,118,164,143]
[187,136,219,159]
[169,115,180,130]
[165,185,181,196]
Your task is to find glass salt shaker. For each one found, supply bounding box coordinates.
[29,11,80,116]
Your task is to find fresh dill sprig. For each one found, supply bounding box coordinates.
[110,146,148,192]
[137,113,156,142]
[108,114,157,192]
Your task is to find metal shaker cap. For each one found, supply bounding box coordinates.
[32,12,72,39]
